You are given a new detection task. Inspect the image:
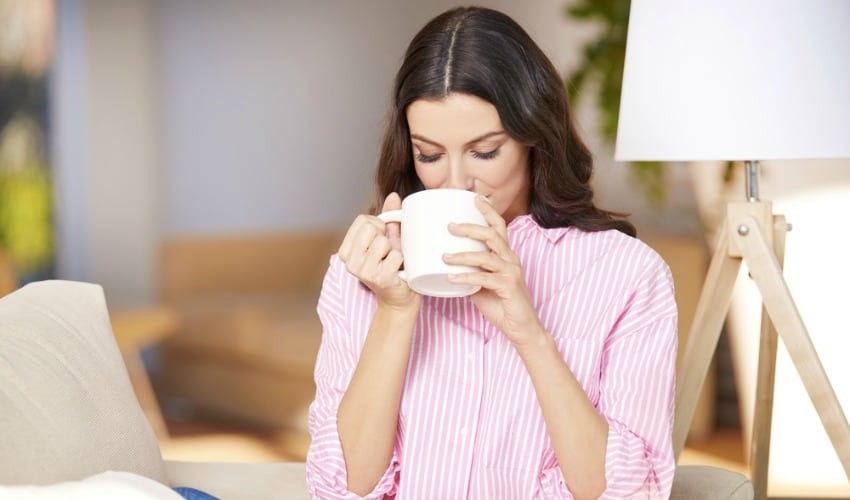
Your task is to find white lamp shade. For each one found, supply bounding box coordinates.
[615,0,850,162]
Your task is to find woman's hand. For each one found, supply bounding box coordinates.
[338,192,419,309]
[444,196,546,345]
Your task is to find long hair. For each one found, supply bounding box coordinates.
[373,6,635,237]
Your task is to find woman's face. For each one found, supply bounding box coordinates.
[406,93,531,224]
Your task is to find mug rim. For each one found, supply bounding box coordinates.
[404,188,478,202]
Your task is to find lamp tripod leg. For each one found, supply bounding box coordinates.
[749,215,787,499]
[733,214,850,482]
[673,221,742,458]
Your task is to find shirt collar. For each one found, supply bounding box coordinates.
[507,214,571,244]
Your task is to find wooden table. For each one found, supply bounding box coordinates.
[111,306,180,441]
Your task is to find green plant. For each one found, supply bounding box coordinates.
[0,156,53,275]
[0,2,54,282]
[565,0,666,206]
[0,73,53,278]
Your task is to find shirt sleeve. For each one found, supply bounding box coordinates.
[305,256,401,499]
[534,321,677,500]
[597,253,678,498]
[534,247,678,499]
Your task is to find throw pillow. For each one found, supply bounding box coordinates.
[0,280,167,485]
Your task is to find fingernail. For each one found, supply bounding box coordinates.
[478,195,493,205]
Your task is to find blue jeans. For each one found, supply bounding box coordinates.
[173,486,220,500]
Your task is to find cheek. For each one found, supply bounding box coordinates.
[477,167,511,187]
[414,165,444,188]
[479,157,527,188]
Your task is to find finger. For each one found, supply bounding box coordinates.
[338,214,373,261]
[475,195,507,239]
[340,217,384,267]
[381,249,404,286]
[444,250,507,273]
[382,192,402,211]
[382,192,402,251]
[446,269,497,291]
[447,263,525,296]
[365,234,393,263]
[449,222,514,261]
[359,236,400,288]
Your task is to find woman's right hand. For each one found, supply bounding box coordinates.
[338,192,419,309]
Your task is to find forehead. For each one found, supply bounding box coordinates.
[406,93,503,142]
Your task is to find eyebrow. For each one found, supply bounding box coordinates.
[410,131,506,148]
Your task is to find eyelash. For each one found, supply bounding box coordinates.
[415,148,500,163]
[472,149,500,160]
[416,153,442,163]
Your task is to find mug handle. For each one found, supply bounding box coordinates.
[377,210,401,223]
[377,210,408,282]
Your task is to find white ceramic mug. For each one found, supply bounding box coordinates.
[378,189,488,298]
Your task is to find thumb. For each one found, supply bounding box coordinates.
[382,192,402,212]
[382,192,402,250]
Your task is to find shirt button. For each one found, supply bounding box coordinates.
[460,427,467,436]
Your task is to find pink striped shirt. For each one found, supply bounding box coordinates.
[307,215,678,499]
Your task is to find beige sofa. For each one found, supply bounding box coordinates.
[157,231,342,430]
[1,279,752,498]
[0,280,309,499]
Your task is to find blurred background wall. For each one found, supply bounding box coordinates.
[50,0,700,306]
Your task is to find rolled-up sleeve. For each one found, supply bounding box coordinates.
[532,254,677,500]
[305,256,400,499]
[533,311,677,499]
[597,257,678,499]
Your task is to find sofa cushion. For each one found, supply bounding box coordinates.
[0,280,166,485]
[0,471,182,500]
[671,465,753,499]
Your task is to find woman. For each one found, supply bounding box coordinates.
[307,6,677,499]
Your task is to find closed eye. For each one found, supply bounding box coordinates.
[472,148,500,160]
[416,152,442,163]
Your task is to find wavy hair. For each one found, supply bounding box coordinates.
[372,6,635,237]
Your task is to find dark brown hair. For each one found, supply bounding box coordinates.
[372,6,635,237]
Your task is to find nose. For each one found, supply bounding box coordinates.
[445,156,474,190]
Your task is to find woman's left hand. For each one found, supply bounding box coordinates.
[444,196,545,346]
